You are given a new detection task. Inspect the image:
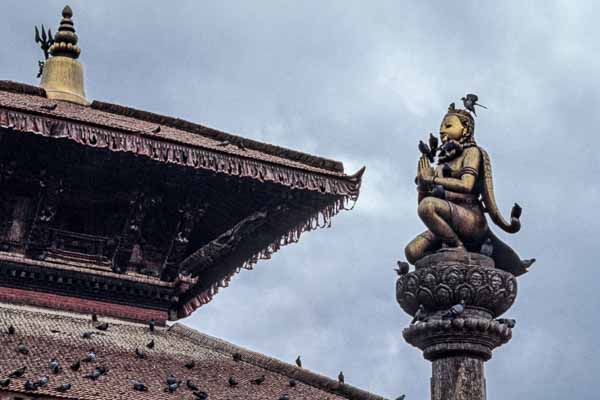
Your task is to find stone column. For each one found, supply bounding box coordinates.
[396,251,516,400]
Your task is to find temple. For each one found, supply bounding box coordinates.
[0,6,383,400]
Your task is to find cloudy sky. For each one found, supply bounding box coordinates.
[2,1,600,399]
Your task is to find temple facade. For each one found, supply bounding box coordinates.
[0,6,382,400]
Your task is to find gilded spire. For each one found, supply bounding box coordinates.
[39,5,88,105]
[48,5,81,59]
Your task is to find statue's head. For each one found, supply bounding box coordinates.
[440,103,475,145]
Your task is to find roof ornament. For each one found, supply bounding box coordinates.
[34,25,54,78]
[38,5,88,105]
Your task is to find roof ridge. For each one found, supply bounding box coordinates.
[169,323,387,400]
[0,80,47,97]
[89,99,345,173]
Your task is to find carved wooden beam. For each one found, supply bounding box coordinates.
[177,210,269,277]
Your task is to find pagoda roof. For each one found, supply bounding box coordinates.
[0,303,385,400]
[0,81,362,199]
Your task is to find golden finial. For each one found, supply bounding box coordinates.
[39,5,88,105]
[48,5,81,59]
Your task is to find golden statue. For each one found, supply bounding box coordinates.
[405,98,534,276]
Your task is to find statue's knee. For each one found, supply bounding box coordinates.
[405,244,419,265]
[418,198,436,219]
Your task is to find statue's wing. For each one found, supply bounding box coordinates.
[479,147,521,233]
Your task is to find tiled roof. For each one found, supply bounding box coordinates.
[0,303,385,400]
[0,81,363,199]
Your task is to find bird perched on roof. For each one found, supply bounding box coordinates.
[95,322,109,331]
[228,376,238,387]
[165,381,181,393]
[480,238,494,257]
[16,342,29,355]
[193,391,209,400]
[442,300,466,320]
[395,395,406,400]
[395,261,410,276]
[279,395,290,400]
[84,367,107,380]
[7,325,15,335]
[9,367,27,378]
[461,94,487,116]
[185,360,195,369]
[338,371,345,384]
[70,360,81,371]
[232,352,242,362]
[187,380,199,391]
[24,379,37,391]
[288,379,297,387]
[40,103,58,111]
[35,375,49,387]
[82,350,97,363]
[49,358,61,374]
[146,339,155,349]
[81,331,96,339]
[251,375,265,385]
[295,355,302,368]
[166,374,178,386]
[135,348,146,359]
[56,383,72,392]
[91,313,98,323]
[496,318,517,328]
[132,380,148,391]
[151,126,161,134]
[0,378,10,387]
[148,319,156,332]
[411,304,428,325]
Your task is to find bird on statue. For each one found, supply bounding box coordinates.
[338,371,345,384]
[442,300,466,320]
[411,304,428,324]
[395,261,410,276]
[461,93,487,116]
[480,238,494,257]
[295,355,302,368]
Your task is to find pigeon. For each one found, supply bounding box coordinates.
[429,133,439,154]
[395,261,410,276]
[83,350,96,363]
[295,355,302,368]
[411,305,428,324]
[338,371,345,384]
[192,391,209,400]
[395,395,406,400]
[217,140,230,147]
[187,380,199,391]
[7,325,15,335]
[441,163,452,178]
[146,339,155,349]
[40,103,58,111]
[288,379,297,387]
[480,238,494,257]
[228,376,238,387]
[95,322,109,331]
[84,367,107,380]
[132,380,148,391]
[166,374,178,386]
[461,94,487,116]
[70,360,81,371]
[56,383,72,392]
[9,367,27,378]
[442,300,466,320]
[151,126,161,134]
[232,352,242,362]
[148,319,155,332]
[24,379,37,391]
[279,395,290,400]
[165,381,181,393]
[16,342,29,355]
[184,360,195,369]
[251,375,265,385]
[496,318,516,328]
[418,140,434,163]
[522,258,536,270]
[91,313,98,322]
[135,348,146,359]
[0,378,10,387]
[81,331,95,339]
[511,203,522,220]
[49,358,61,374]
[35,375,49,387]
